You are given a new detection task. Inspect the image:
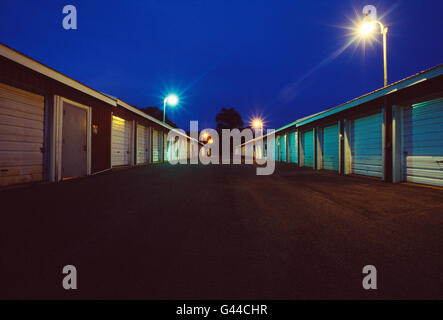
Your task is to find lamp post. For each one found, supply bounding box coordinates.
[163,94,179,123]
[359,14,388,87]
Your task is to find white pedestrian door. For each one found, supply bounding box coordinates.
[0,83,44,186]
[62,102,87,179]
[136,124,148,164]
[112,116,132,166]
[350,113,383,177]
[403,98,443,187]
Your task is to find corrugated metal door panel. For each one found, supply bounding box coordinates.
[302,130,313,167]
[136,124,147,164]
[111,116,131,166]
[152,129,159,162]
[280,135,286,162]
[288,131,298,163]
[0,83,44,186]
[275,135,280,161]
[351,113,382,177]
[403,98,443,187]
[322,124,339,171]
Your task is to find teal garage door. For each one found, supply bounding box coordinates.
[321,123,339,171]
[275,135,280,161]
[351,113,383,177]
[280,135,286,162]
[288,131,298,163]
[403,98,443,187]
[302,130,314,167]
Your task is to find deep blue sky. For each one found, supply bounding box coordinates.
[1,0,442,130]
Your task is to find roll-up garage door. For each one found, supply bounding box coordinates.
[288,131,298,163]
[275,135,280,161]
[152,129,159,162]
[403,98,443,187]
[280,135,287,162]
[350,112,382,177]
[136,124,148,164]
[302,130,314,167]
[321,123,339,171]
[0,83,45,186]
[111,116,132,166]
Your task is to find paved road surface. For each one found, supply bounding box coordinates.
[1,164,442,299]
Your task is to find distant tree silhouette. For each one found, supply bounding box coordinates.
[216,107,244,132]
[137,106,177,128]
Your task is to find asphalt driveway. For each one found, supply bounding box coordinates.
[1,163,442,299]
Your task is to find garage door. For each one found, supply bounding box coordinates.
[152,129,160,162]
[301,130,314,167]
[321,123,339,171]
[275,135,280,161]
[136,124,148,164]
[288,131,298,163]
[351,113,382,177]
[280,135,287,162]
[403,98,443,187]
[111,116,132,166]
[0,83,44,186]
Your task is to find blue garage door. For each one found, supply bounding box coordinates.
[321,124,339,171]
[302,130,314,167]
[403,98,443,187]
[288,131,298,163]
[280,135,287,162]
[351,113,383,177]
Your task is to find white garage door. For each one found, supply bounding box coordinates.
[403,98,443,187]
[152,129,160,162]
[321,123,339,171]
[136,124,148,164]
[0,83,44,186]
[112,116,132,166]
[351,112,383,178]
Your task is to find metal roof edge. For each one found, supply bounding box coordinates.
[296,64,443,126]
[0,42,117,107]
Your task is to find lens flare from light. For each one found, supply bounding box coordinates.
[252,118,263,129]
[165,94,179,106]
[360,21,375,35]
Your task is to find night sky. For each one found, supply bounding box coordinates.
[1,0,442,130]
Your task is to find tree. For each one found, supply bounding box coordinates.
[215,107,244,132]
[137,106,177,128]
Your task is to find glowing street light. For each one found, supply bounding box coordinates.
[358,8,388,87]
[252,118,263,130]
[202,132,209,140]
[207,138,214,144]
[163,94,179,123]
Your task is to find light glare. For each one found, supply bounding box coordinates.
[166,94,179,106]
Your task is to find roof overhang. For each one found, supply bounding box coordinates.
[0,42,117,106]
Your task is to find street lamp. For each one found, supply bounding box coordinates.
[359,14,388,87]
[252,118,263,130]
[163,94,179,123]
